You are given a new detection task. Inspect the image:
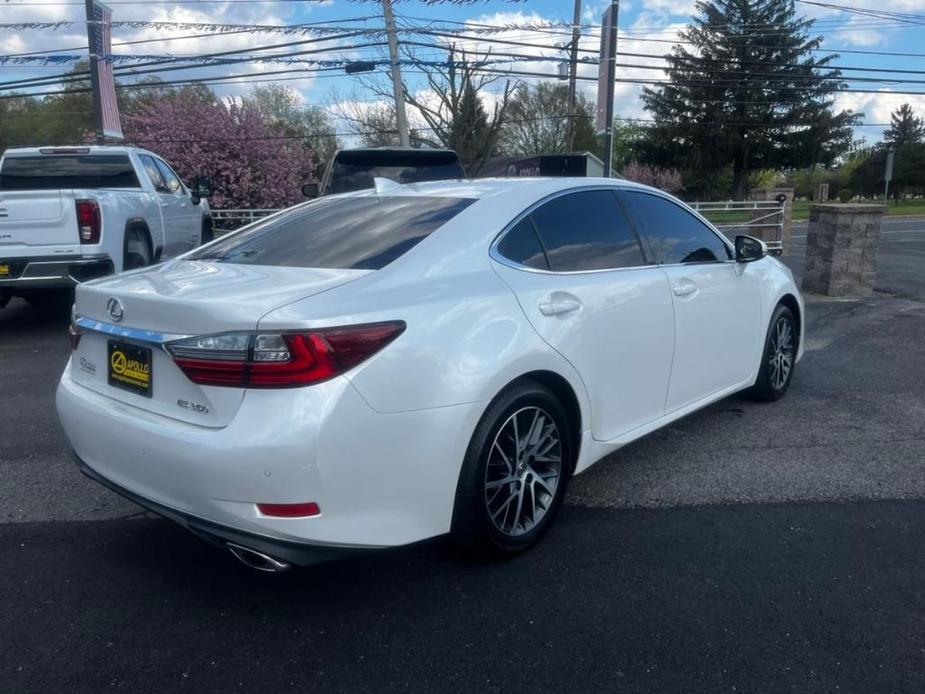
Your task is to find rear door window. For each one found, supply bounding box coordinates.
[496,218,549,270]
[189,195,475,270]
[153,158,182,194]
[621,191,732,264]
[529,190,647,271]
[138,155,167,192]
[0,154,140,190]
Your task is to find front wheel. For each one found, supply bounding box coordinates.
[749,304,797,402]
[452,381,573,557]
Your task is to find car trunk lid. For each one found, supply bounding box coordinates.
[71,259,371,426]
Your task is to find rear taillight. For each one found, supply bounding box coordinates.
[75,200,101,244]
[166,321,405,388]
[68,321,81,351]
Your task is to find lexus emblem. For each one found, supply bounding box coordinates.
[107,298,124,322]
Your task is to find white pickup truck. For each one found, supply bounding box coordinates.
[0,145,212,308]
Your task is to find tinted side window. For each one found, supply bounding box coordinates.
[622,191,731,264]
[138,155,166,192]
[496,218,548,270]
[188,195,474,270]
[529,190,645,271]
[154,159,182,194]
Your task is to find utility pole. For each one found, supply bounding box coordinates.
[382,0,410,147]
[599,0,619,178]
[84,0,104,144]
[564,0,582,152]
[884,149,894,202]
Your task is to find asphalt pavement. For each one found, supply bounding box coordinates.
[1,216,924,693]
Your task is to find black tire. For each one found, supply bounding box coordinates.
[23,289,74,313]
[749,304,798,402]
[123,227,152,271]
[451,381,573,557]
[200,217,214,245]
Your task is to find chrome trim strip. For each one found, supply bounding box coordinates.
[74,316,192,345]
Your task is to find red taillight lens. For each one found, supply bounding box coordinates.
[168,321,405,388]
[75,200,101,244]
[68,322,81,351]
[256,502,321,518]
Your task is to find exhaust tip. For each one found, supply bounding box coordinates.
[227,543,292,573]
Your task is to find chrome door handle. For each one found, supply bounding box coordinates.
[539,300,581,316]
[672,281,698,297]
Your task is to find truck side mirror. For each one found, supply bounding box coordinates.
[302,182,319,199]
[196,175,213,198]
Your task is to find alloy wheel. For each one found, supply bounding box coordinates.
[768,315,795,390]
[484,406,563,537]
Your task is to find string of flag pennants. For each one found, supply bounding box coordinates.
[0,20,583,36]
[0,53,599,67]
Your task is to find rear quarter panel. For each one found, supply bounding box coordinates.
[258,267,592,425]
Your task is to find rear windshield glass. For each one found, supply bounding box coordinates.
[189,195,475,270]
[0,154,141,190]
[327,152,465,195]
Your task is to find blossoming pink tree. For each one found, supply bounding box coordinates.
[123,87,315,209]
[621,162,684,193]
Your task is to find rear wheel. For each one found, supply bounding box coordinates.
[749,304,797,402]
[123,227,152,271]
[452,381,573,557]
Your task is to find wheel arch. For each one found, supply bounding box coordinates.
[494,370,584,471]
[777,293,802,350]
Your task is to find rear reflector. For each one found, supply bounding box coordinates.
[75,200,101,244]
[167,321,405,388]
[257,502,321,518]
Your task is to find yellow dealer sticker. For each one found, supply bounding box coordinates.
[107,340,152,397]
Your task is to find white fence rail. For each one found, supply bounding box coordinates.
[688,200,786,254]
[211,209,279,234]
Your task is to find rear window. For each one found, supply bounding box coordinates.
[327,151,465,195]
[189,195,475,270]
[0,154,140,190]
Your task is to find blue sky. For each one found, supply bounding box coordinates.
[3,0,925,145]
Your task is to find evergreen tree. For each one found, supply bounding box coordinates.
[641,0,860,199]
[884,103,924,148]
[449,82,492,173]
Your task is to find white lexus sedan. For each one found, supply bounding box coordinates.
[57,178,803,571]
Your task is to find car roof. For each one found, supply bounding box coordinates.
[340,176,666,201]
[2,145,153,157]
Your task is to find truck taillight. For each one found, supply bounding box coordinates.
[75,200,101,244]
[166,322,406,388]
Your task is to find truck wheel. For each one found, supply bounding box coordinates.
[124,227,152,271]
[200,218,214,245]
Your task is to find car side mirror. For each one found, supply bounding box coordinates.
[735,234,767,263]
[302,182,319,199]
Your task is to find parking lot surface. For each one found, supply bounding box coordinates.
[1,216,924,692]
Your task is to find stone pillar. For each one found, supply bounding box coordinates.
[749,187,794,252]
[802,203,886,297]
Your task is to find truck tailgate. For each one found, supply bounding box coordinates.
[0,190,80,252]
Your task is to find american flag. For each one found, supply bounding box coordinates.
[90,1,123,140]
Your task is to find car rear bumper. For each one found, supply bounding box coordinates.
[73,451,359,567]
[56,359,479,552]
[0,254,113,289]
